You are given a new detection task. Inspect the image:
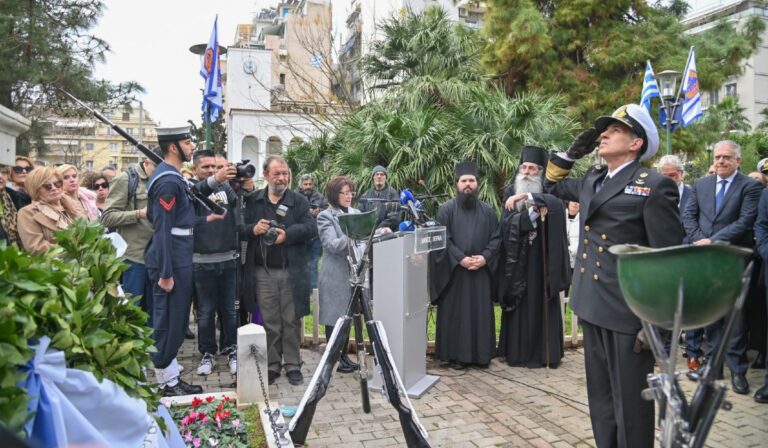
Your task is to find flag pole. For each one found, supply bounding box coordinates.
[205,104,212,151]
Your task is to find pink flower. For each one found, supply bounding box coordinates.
[193,438,201,448]
[187,410,198,421]
[184,431,193,443]
[223,396,231,402]
[180,416,190,428]
[231,418,241,429]
[201,414,209,424]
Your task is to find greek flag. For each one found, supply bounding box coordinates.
[200,15,224,123]
[640,61,661,113]
[309,53,322,68]
[679,47,703,127]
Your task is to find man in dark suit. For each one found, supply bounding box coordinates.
[657,155,702,371]
[539,104,684,447]
[683,139,762,395]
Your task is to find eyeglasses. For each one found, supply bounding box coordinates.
[91,181,109,190]
[40,180,64,191]
[13,166,34,174]
[340,191,356,197]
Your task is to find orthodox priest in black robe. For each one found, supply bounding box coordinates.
[497,146,571,368]
[430,162,501,368]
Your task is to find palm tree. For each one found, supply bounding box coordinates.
[287,6,574,210]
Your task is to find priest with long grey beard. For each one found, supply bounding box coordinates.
[496,146,570,369]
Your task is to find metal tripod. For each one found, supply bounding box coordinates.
[288,213,430,447]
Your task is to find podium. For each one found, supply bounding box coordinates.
[370,230,441,398]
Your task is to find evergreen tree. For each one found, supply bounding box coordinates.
[482,0,765,124]
[0,0,143,154]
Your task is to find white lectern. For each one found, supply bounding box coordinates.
[370,231,441,398]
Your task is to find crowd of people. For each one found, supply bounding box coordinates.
[1,156,118,254]
[3,104,768,444]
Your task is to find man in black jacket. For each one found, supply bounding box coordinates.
[190,150,240,377]
[358,165,401,231]
[544,104,684,448]
[244,155,315,386]
[298,173,326,290]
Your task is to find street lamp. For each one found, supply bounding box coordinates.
[656,70,681,155]
[705,143,713,170]
[189,43,227,151]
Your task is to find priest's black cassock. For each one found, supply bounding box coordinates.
[429,197,501,365]
[497,188,571,368]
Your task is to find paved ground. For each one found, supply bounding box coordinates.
[174,327,768,448]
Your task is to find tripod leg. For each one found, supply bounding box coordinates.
[289,316,352,445]
[357,290,430,447]
[353,311,371,413]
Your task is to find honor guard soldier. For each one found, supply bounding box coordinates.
[145,125,224,396]
[542,104,684,447]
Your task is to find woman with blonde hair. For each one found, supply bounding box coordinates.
[56,164,99,221]
[17,166,84,254]
[8,156,34,208]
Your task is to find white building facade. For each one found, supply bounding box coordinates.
[683,0,768,129]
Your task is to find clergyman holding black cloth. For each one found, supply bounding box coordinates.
[429,161,501,369]
[497,146,570,369]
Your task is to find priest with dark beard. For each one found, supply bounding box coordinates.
[429,162,501,369]
[497,146,570,368]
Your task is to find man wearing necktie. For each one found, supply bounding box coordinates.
[542,104,684,448]
[683,140,762,395]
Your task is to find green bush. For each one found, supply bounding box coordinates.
[0,219,158,434]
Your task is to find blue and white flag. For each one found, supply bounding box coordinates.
[640,60,661,113]
[679,46,703,127]
[309,52,322,68]
[200,15,224,123]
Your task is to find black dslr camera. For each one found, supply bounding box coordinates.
[234,159,256,179]
[229,159,256,193]
[263,204,288,246]
[263,220,285,246]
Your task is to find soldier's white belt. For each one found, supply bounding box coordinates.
[171,227,194,236]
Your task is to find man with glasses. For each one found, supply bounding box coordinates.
[144,126,225,396]
[683,140,762,395]
[243,155,315,386]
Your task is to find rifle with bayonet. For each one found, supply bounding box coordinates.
[59,89,225,215]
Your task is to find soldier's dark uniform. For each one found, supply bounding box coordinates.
[144,127,206,394]
[544,104,684,448]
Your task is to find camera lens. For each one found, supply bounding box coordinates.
[236,163,256,178]
[263,227,278,245]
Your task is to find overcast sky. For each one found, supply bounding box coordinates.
[93,0,348,127]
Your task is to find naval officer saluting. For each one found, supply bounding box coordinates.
[145,125,225,396]
[536,104,684,447]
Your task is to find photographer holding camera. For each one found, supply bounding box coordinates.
[244,155,316,386]
[190,150,244,377]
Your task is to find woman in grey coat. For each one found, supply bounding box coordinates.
[317,176,361,373]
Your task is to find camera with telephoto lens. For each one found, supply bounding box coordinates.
[235,159,256,179]
[263,220,285,246]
